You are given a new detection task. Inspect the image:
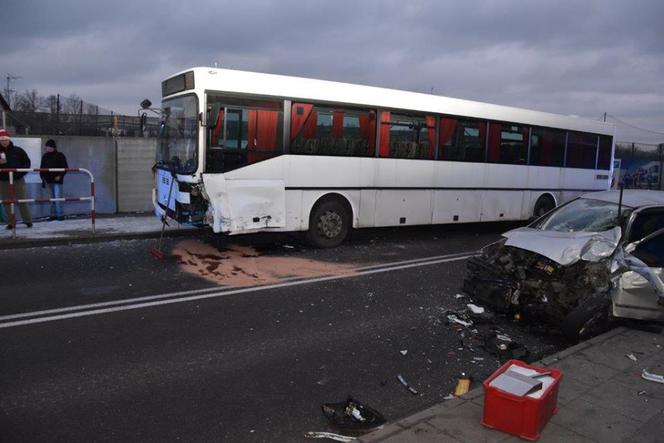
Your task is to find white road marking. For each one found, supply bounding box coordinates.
[0,251,476,329]
[0,251,476,322]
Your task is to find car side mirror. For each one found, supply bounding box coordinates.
[625,227,664,258]
[624,242,638,254]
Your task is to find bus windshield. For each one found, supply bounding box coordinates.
[157,94,198,174]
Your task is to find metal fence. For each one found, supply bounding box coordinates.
[6,111,160,137]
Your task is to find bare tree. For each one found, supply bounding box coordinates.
[14,89,42,112]
[44,94,58,114]
[63,93,82,114]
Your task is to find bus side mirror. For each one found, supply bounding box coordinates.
[207,103,221,128]
[140,98,152,110]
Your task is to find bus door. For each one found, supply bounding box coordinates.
[206,107,248,173]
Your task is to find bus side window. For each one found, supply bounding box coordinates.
[246,109,283,164]
[487,122,528,165]
[530,127,565,167]
[381,113,433,160]
[292,104,375,157]
[224,109,246,149]
[597,135,612,170]
[567,132,597,169]
[440,118,485,162]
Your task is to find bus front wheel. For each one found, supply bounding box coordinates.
[306,198,351,248]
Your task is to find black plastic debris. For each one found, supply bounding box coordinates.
[483,331,529,362]
[321,397,386,433]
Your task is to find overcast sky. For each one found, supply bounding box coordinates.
[3,0,663,143]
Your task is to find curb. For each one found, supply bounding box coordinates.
[358,326,630,442]
[0,228,204,250]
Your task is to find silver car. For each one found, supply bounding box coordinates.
[464,190,664,339]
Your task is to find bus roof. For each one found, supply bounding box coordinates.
[166,67,614,136]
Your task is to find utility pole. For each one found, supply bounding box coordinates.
[5,74,21,108]
[603,112,607,122]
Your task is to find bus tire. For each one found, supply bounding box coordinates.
[306,197,351,248]
[533,194,555,218]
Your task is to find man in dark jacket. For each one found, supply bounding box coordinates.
[0,129,33,229]
[40,139,68,221]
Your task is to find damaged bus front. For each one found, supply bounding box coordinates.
[150,69,287,234]
[153,92,208,225]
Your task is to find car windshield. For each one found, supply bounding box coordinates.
[156,95,198,174]
[535,198,625,232]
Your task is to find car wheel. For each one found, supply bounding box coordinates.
[306,198,351,248]
[561,297,611,341]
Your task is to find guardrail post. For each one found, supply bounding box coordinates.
[9,171,16,239]
[90,177,96,234]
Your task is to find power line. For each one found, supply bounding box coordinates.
[604,113,664,136]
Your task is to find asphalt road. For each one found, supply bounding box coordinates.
[0,223,567,442]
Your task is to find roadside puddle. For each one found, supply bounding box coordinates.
[172,239,357,287]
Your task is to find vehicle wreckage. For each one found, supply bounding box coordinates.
[463,190,664,339]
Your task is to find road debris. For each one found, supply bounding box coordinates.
[443,394,456,400]
[399,350,408,356]
[484,332,530,361]
[304,431,356,442]
[467,303,485,314]
[453,373,471,396]
[642,369,664,384]
[397,374,419,395]
[321,397,386,433]
[446,314,473,328]
[455,293,465,299]
[626,353,638,362]
[496,333,513,342]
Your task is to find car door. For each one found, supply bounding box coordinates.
[612,228,664,321]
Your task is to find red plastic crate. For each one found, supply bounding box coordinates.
[482,359,563,441]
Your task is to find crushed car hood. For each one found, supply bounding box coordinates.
[502,227,621,266]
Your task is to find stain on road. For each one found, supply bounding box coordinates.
[172,239,358,287]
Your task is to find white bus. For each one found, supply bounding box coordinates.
[150,67,614,247]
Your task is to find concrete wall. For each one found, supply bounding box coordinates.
[5,136,155,220]
[117,138,157,212]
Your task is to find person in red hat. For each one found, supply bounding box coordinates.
[0,129,33,228]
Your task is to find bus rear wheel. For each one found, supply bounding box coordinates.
[533,195,555,218]
[306,199,351,248]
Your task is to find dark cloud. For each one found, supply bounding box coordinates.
[2,0,663,142]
